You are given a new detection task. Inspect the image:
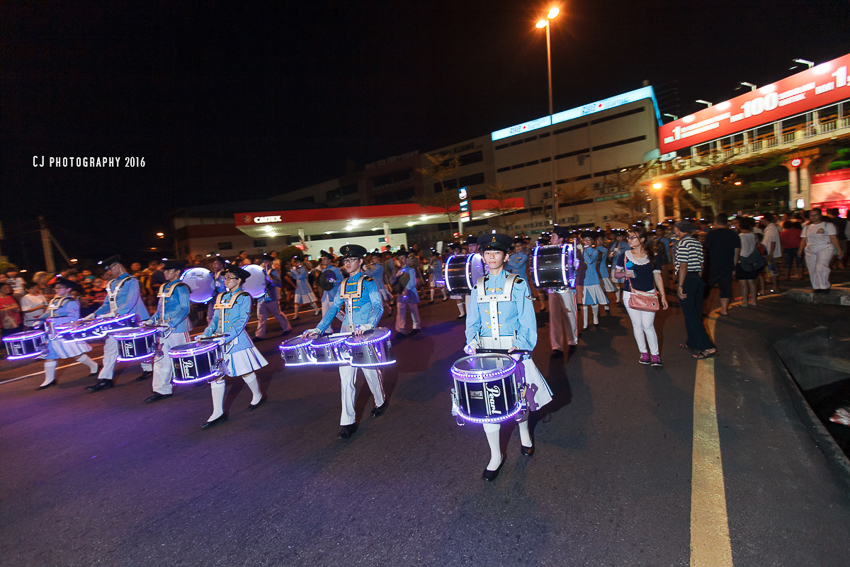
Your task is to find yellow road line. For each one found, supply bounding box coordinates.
[690,311,733,567]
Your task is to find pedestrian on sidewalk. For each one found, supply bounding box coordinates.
[673,220,717,359]
[799,209,841,294]
[703,213,740,316]
[736,216,764,307]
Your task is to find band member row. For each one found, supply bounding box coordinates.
[318,251,343,317]
[34,278,99,390]
[290,254,320,320]
[390,250,420,334]
[256,254,292,339]
[546,227,578,358]
[86,255,150,392]
[465,233,552,481]
[363,251,393,315]
[427,250,447,303]
[140,260,191,403]
[199,266,268,429]
[305,244,387,440]
[578,232,609,328]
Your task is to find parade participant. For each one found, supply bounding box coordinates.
[33,277,99,390]
[362,251,393,315]
[206,258,227,322]
[390,250,421,335]
[318,250,344,317]
[465,233,552,481]
[86,255,150,392]
[613,227,668,367]
[290,254,320,320]
[609,230,631,303]
[464,235,487,317]
[198,265,268,429]
[382,251,396,313]
[255,254,292,339]
[304,244,387,439]
[506,237,529,278]
[595,232,615,311]
[578,232,608,328]
[799,209,841,294]
[427,249,448,303]
[546,227,578,358]
[446,242,467,319]
[140,260,191,403]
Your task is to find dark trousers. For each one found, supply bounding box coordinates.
[681,272,715,351]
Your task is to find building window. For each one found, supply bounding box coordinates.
[496,166,511,173]
[338,199,361,207]
[554,122,588,135]
[326,188,342,201]
[590,106,644,125]
[372,168,412,189]
[458,151,483,166]
[374,187,415,205]
[341,183,359,195]
[524,136,538,143]
[495,143,509,150]
[554,147,590,160]
[459,172,485,186]
[253,239,267,248]
[592,135,646,152]
[526,160,539,166]
[217,241,233,251]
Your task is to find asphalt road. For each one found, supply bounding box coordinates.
[1,286,849,567]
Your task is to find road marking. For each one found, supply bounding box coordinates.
[690,310,733,566]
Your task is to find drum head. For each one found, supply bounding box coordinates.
[112,327,159,340]
[312,335,346,347]
[181,267,216,304]
[168,341,219,358]
[318,270,339,291]
[451,354,517,381]
[241,264,267,299]
[281,336,313,349]
[344,327,391,346]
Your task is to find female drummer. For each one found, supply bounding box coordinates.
[34,277,99,390]
[465,233,553,481]
[198,266,268,429]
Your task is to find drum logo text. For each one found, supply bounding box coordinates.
[486,385,502,414]
[121,343,134,358]
[181,358,195,375]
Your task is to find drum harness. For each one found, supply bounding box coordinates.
[155,280,191,340]
[339,275,370,333]
[105,275,140,317]
[45,296,72,340]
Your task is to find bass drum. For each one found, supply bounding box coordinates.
[241,264,267,299]
[444,254,483,295]
[532,244,576,290]
[180,267,216,303]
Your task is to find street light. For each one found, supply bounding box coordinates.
[652,182,666,222]
[793,58,814,69]
[739,82,756,91]
[536,5,561,224]
[696,99,713,108]
[156,232,164,238]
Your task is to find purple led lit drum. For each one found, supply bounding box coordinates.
[444,254,475,295]
[93,313,138,337]
[63,319,105,342]
[169,341,224,384]
[2,330,47,361]
[279,336,315,366]
[112,327,161,362]
[532,244,576,290]
[344,328,394,367]
[310,335,349,365]
[451,354,521,424]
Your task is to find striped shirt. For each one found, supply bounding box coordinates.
[674,235,704,271]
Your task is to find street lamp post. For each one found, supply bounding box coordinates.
[653,182,666,223]
[536,7,560,225]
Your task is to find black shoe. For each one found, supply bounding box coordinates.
[145,392,172,403]
[337,423,358,439]
[371,400,389,417]
[457,314,465,319]
[86,379,114,392]
[135,371,153,382]
[200,414,228,429]
[280,329,292,336]
[253,336,265,342]
[551,349,563,359]
[248,396,266,411]
[36,380,57,391]
[87,367,100,378]
[410,328,420,336]
[521,445,535,457]
[568,344,577,355]
[482,459,504,481]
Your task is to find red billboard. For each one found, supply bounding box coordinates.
[659,52,850,154]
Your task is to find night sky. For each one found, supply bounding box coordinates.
[3,0,848,268]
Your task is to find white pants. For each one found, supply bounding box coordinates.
[805,247,834,290]
[549,289,578,349]
[338,365,385,425]
[98,336,132,380]
[623,291,659,356]
[256,300,290,337]
[141,331,190,395]
[396,301,420,332]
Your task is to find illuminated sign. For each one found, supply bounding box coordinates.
[253,215,281,223]
[659,52,850,153]
[491,86,661,141]
[459,186,470,222]
[791,158,802,167]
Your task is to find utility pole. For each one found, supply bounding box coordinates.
[39,216,56,273]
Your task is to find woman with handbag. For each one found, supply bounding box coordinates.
[736,217,764,307]
[613,226,668,367]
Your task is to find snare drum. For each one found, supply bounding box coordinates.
[2,330,47,361]
[93,313,138,337]
[310,335,349,365]
[63,319,104,342]
[169,341,224,384]
[112,327,161,362]
[344,328,394,367]
[532,244,576,290]
[444,254,483,295]
[451,354,523,423]
[279,336,315,366]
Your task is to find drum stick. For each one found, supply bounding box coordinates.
[476,348,532,355]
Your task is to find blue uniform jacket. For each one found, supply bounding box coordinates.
[465,270,537,352]
[506,251,528,275]
[146,280,191,333]
[316,272,383,333]
[597,245,611,278]
[291,265,312,296]
[391,266,419,303]
[201,290,253,353]
[36,296,81,327]
[94,273,148,321]
[582,248,603,286]
[321,265,343,302]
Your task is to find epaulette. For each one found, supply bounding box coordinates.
[363,275,373,282]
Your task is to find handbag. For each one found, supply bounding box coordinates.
[739,249,766,272]
[626,276,660,312]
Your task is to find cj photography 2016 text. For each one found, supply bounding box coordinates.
[33,156,145,168]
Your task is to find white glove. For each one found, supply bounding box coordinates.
[464,341,478,355]
[357,324,373,331]
[82,313,95,321]
[303,328,321,338]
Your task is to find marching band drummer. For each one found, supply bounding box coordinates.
[465,233,553,481]
[363,250,394,316]
[34,277,99,390]
[255,254,292,340]
[427,249,448,303]
[318,250,343,317]
[546,227,579,358]
[464,235,487,317]
[198,265,268,429]
[86,255,150,392]
[140,260,192,404]
[304,244,387,440]
[206,257,227,323]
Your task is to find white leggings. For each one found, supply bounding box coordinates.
[623,291,659,356]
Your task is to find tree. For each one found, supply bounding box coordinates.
[555,181,591,228]
[483,183,521,232]
[702,153,789,214]
[415,152,463,234]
